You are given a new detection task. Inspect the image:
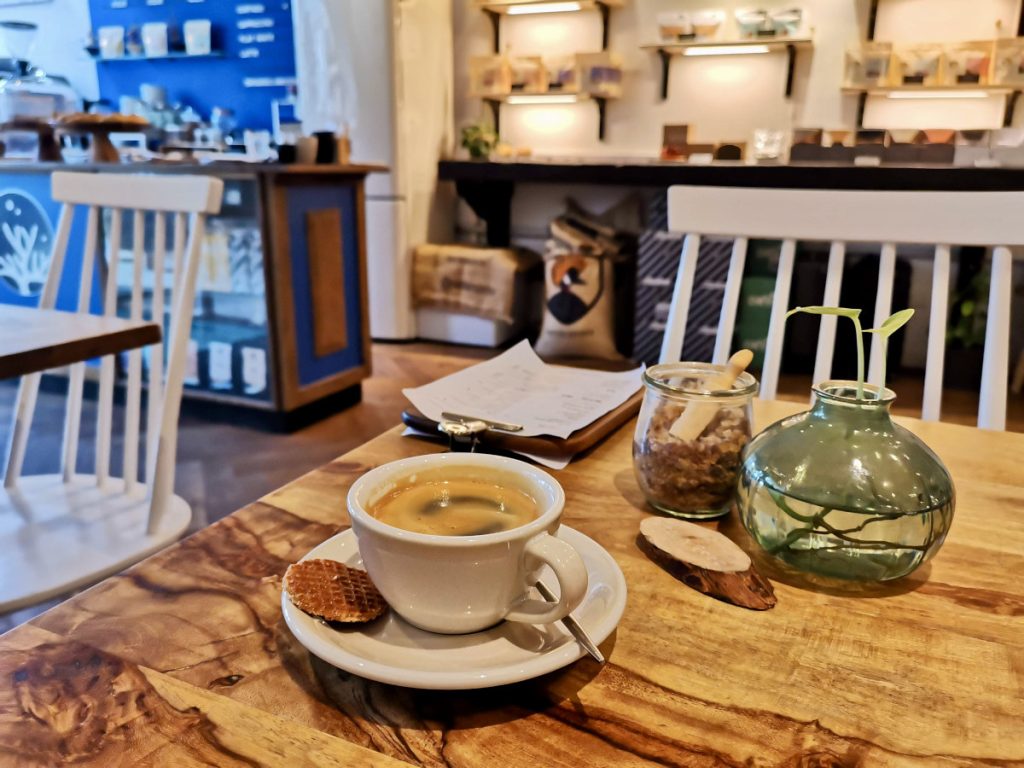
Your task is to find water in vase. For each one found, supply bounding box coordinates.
[737,476,954,581]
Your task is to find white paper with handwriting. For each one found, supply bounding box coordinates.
[403,341,643,441]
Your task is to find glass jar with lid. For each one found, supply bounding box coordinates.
[633,362,757,520]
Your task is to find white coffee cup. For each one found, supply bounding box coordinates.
[348,453,588,634]
[142,22,168,58]
[98,26,125,59]
[183,19,212,56]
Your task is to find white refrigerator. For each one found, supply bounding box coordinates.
[292,0,454,340]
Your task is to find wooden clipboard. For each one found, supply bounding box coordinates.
[401,391,642,461]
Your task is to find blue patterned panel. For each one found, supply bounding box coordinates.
[634,193,733,365]
[284,184,364,388]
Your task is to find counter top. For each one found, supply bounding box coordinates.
[439,158,1024,190]
[0,161,387,176]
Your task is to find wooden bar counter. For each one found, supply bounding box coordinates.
[1,399,1021,765]
[0,161,383,428]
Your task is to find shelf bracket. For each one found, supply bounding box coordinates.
[454,179,514,247]
[867,0,879,42]
[597,1,611,50]
[485,98,501,135]
[596,97,607,141]
[856,92,868,128]
[784,44,797,98]
[657,48,671,100]
[1004,90,1021,127]
[485,9,500,54]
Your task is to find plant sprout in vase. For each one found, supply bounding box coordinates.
[737,305,955,582]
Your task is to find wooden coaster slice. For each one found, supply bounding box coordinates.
[284,559,388,623]
[638,517,777,611]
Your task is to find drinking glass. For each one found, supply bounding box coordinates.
[753,129,785,161]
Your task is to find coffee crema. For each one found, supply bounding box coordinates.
[368,474,540,537]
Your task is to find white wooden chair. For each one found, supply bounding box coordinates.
[661,185,1016,431]
[0,171,223,611]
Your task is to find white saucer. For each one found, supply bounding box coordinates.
[282,526,627,690]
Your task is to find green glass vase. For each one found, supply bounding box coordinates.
[737,381,955,581]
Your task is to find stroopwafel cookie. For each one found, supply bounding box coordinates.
[284,559,388,623]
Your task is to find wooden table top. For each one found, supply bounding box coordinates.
[1,399,1021,766]
[0,305,160,379]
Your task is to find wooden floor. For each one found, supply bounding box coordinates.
[0,342,488,632]
[0,340,1020,632]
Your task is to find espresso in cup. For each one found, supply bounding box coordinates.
[349,454,588,634]
[368,468,539,536]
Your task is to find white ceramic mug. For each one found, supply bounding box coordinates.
[295,136,318,164]
[142,22,168,58]
[348,453,588,634]
[98,26,124,59]
[183,19,212,56]
[243,129,273,159]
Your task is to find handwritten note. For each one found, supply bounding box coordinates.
[403,341,643,440]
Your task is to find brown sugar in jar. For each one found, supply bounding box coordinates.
[633,363,756,520]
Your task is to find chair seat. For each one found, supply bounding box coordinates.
[0,474,191,612]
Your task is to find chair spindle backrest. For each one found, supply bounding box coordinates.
[3,172,223,533]
[663,186,1019,430]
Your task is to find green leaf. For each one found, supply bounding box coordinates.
[785,305,862,320]
[785,304,867,398]
[865,308,915,338]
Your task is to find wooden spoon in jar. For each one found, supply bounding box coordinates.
[668,349,754,442]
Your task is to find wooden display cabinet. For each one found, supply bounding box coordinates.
[0,162,381,429]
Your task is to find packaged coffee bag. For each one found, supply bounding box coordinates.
[535,214,623,360]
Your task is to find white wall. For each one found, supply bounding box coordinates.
[453,1,1024,372]
[0,0,97,101]
[453,0,1023,156]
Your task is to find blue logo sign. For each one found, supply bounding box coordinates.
[0,189,53,298]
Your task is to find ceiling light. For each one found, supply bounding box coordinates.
[886,90,991,100]
[506,1,582,15]
[505,93,582,104]
[684,45,771,56]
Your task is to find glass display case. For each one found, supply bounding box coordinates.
[112,175,273,406]
[0,163,376,428]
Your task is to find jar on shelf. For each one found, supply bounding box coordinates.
[633,362,757,520]
[737,381,955,582]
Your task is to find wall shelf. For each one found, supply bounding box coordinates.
[90,51,224,63]
[842,85,1014,96]
[478,0,622,53]
[483,92,613,140]
[843,85,1020,128]
[641,38,813,100]
[867,0,1024,38]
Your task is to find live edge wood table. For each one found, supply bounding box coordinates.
[1,400,1021,766]
[0,305,160,379]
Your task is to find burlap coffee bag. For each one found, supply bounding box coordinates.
[535,215,622,360]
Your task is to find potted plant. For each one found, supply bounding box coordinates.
[736,305,955,582]
[460,122,498,160]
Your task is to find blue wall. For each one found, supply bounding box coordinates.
[88,0,296,131]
